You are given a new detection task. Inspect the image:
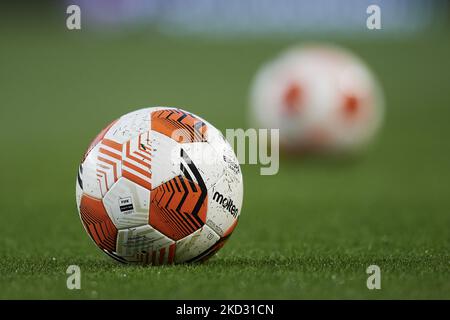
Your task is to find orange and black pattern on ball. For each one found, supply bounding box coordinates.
[150,149,207,240]
[151,109,207,143]
[150,176,207,240]
[79,195,117,253]
[122,132,152,190]
[134,243,176,265]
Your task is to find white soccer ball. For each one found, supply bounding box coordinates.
[76,107,243,265]
[249,43,384,153]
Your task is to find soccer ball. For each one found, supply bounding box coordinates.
[76,107,243,265]
[249,43,384,153]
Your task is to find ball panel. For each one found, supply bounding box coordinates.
[122,131,152,190]
[79,144,104,199]
[150,130,181,187]
[206,167,242,238]
[116,224,175,265]
[79,194,118,254]
[96,138,123,196]
[76,164,83,209]
[205,124,242,184]
[102,177,150,230]
[181,219,238,263]
[185,237,231,263]
[151,108,207,143]
[174,224,220,263]
[181,142,225,190]
[149,174,207,241]
[103,108,151,145]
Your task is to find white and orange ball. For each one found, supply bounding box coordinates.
[76,107,243,265]
[249,43,384,153]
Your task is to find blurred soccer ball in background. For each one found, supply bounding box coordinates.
[249,43,385,154]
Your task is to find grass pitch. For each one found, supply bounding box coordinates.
[0,17,449,299]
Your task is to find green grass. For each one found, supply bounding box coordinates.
[0,16,449,299]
